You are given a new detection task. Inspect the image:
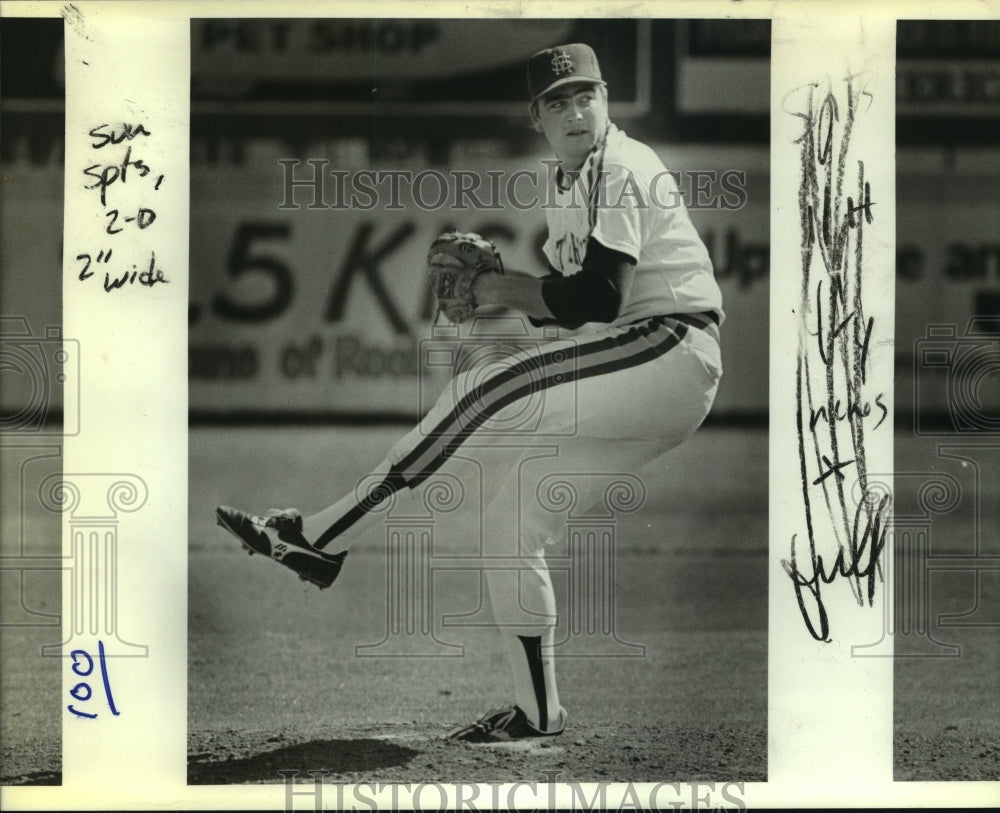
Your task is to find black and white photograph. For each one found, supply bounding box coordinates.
[0,16,66,786]
[0,1,998,810]
[185,18,770,788]
[892,18,1000,781]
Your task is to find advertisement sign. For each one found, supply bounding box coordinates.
[188,148,771,418]
[190,19,651,117]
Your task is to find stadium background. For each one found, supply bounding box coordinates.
[4,19,995,423]
[181,19,774,783]
[1,16,997,785]
[183,19,770,422]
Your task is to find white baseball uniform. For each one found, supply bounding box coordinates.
[300,124,724,730]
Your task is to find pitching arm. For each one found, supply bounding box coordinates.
[471,272,554,321]
[475,239,636,328]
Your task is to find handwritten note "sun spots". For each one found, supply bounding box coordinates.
[76,123,168,292]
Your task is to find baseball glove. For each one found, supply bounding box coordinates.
[427,232,504,324]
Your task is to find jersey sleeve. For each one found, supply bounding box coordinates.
[538,239,636,328]
[589,160,646,263]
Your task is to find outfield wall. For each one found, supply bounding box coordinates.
[2,149,997,421]
[186,146,769,418]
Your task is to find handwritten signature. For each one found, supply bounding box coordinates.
[782,75,892,641]
[784,491,891,641]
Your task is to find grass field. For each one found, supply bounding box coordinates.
[891,432,1000,781]
[187,425,769,784]
[0,442,62,786]
[3,425,996,787]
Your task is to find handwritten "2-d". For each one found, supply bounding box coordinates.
[67,641,121,720]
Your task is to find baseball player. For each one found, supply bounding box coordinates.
[217,43,723,742]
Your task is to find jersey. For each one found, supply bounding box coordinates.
[541,124,725,331]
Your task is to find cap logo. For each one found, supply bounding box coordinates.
[550,49,574,76]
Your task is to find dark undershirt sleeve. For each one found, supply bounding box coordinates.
[526,268,564,328]
[531,239,637,329]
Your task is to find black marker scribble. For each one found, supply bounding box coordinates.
[781,75,892,642]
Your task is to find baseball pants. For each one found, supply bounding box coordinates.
[304,312,722,636]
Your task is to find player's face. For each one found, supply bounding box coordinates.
[534,83,609,169]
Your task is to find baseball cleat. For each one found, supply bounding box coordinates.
[215,505,347,590]
[447,705,567,743]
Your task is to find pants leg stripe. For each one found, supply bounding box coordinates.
[399,316,691,487]
[314,314,699,550]
[314,469,406,550]
[518,635,549,731]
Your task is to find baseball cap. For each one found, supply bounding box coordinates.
[527,43,606,102]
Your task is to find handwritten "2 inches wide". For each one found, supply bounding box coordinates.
[77,249,168,291]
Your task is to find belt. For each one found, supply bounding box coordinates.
[624,310,721,342]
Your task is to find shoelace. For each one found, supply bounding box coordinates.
[472,708,517,734]
[263,509,302,532]
[258,510,316,550]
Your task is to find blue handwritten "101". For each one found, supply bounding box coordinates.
[67,641,120,720]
